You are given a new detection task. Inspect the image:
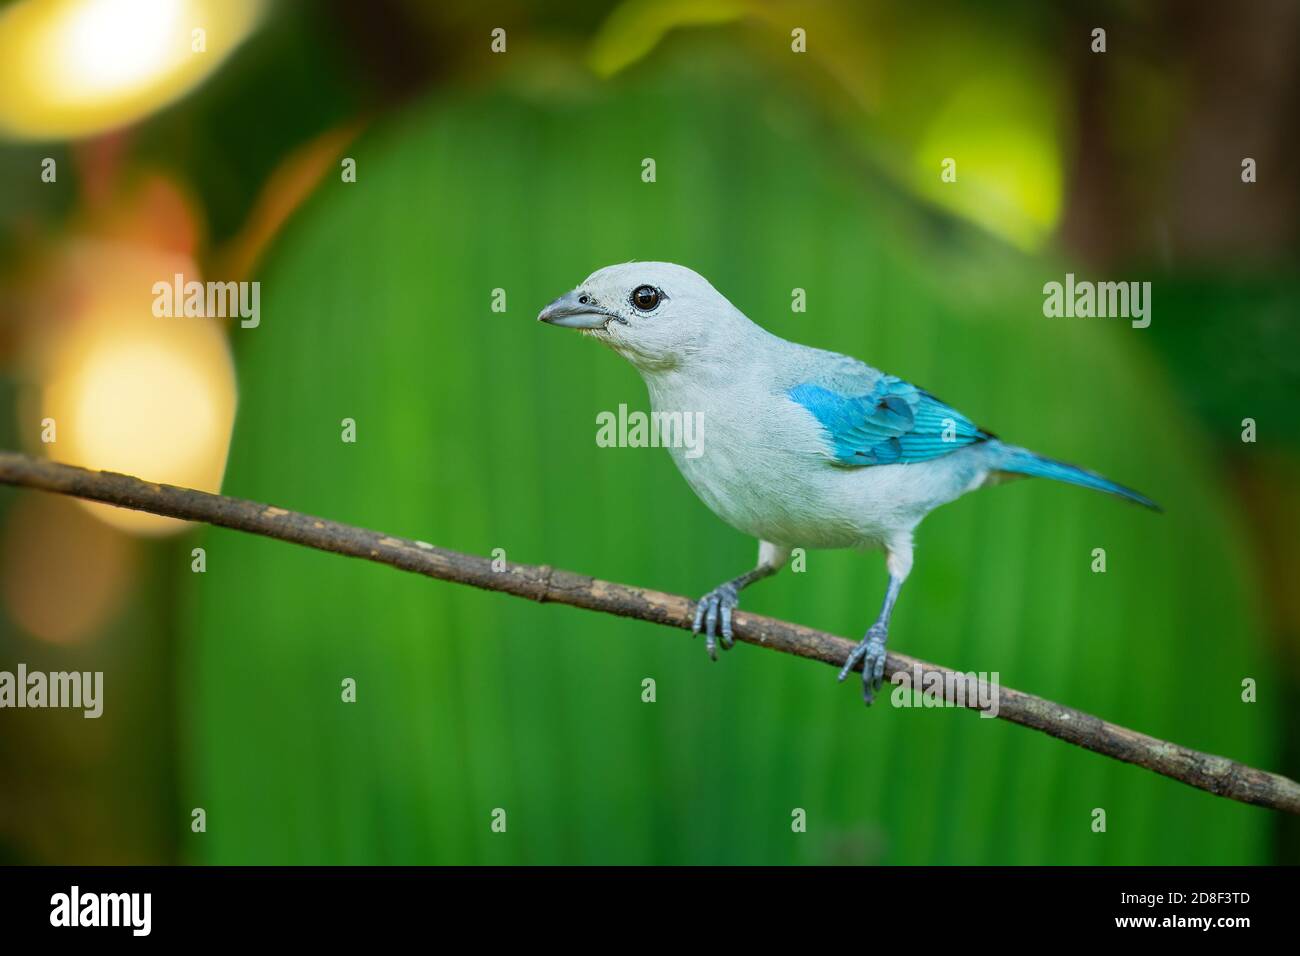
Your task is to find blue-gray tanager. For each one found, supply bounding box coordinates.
[539,263,1158,703]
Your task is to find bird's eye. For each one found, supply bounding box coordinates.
[630,285,661,311]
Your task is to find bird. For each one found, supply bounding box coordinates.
[538,262,1159,704]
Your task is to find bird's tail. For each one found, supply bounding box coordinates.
[991,444,1161,512]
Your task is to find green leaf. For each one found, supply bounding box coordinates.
[187,55,1274,864]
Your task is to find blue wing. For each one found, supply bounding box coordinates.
[788,375,993,467]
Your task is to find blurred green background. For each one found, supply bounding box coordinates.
[1,0,1297,864]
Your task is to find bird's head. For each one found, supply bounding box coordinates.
[537,262,744,371]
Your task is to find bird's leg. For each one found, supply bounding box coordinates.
[838,577,902,704]
[692,541,790,661]
[839,535,913,705]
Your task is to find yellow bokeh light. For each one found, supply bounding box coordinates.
[66,335,226,481]
[0,0,263,140]
[38,243,238,536]
[908,72,1063,253]
[62,0,183,93]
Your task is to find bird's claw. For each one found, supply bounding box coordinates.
[838,625,889,705]
[692,582,739,660]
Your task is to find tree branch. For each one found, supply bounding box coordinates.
[1,450,1296,816]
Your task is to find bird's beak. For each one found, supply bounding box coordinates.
[537,290,619,329]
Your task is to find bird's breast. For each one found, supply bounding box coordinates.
[647,378,873,548]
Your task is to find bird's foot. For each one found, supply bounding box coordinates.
[692,582,740,661]
[838,624,889,705]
